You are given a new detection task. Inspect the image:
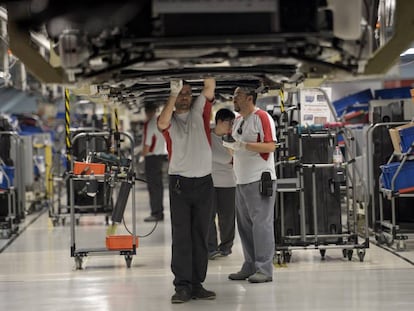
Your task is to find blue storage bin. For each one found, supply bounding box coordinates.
[374,86,412,100]
[0,165,14,189]
[380,161,414,190]
[400,126,414,153]
[333,89,372,117]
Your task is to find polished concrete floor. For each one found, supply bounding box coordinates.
[1,185,414,311]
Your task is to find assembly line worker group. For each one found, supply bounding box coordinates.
[154,77,277,304]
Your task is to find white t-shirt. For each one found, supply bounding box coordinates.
[162,94,213,177]
[143,115,167,156]
[231,108,277,184]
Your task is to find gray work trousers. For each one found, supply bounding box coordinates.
[235,180,276,278]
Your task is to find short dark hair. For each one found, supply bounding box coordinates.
[144,103,157,113]
[215,108,235,124]
[237,86,258,103]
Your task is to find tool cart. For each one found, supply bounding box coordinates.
[68,130,138,269]
[376,123,414,251]
[0,161,17,238]
[49,127,114,226]
[274,88,369,264]
[0,130,24,238]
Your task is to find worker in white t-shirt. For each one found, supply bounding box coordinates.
[223,86,277,284]
[208,108,236,260]
[142,103,167,222]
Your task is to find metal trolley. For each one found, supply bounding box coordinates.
[49,128,114,226]
[67,131,137,269]
[377,143,414,251]
[274,88,369,264]
[0,131,25,238]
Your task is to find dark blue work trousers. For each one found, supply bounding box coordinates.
[144,155,165,217]
[169,174,214,291]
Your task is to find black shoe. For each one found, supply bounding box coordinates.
[192,287,216,300]
[144,215,164,222]
[219,249,232,257]
[171,288,191,304]
[208,250,221,260]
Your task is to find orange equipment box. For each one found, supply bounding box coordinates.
[73,161,105,175]
[106,235,139,250]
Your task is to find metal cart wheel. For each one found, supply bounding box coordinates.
[342,249,347,258]
[125,255,133,268]
[273,252,282,266]
[319,249,326,260]
[52,218,59,227]
[396,240,406,251]
[375,232,385,244]
[61,217,66,226]
[385,234,394,247]
[75,256,83,270]
[347,249,353,261]
[283,250,292,263]
[357,249,366,262]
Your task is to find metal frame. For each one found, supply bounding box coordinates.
[274,88,369,264]
[68,131,137,269]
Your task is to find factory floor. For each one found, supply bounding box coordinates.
[1,184,414,311]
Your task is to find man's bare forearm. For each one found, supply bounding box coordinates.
[202,78,216,101]
[245,141,276,153]
[158,95,176,130]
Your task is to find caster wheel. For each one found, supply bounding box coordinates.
[75,257,83,270]
[273,252,282,266]
[396,240,406,251]
[319,249,326,260]
[283,251,292,263]
[385,235,394,247]
[357,249,366,262]
[125,255,133,268]
[342,249,347,258]
[61,218,66,226]
[376,232,386,245]
[347,249,353,261]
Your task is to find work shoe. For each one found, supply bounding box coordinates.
[171,288,192,304]
[219,249,232,257]
[144,215,164,222]
[192,287,216,300]
[228,270,253,280]
[248,272,273,283]
[208,250,221,260]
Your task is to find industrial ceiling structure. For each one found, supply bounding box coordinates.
[0,0,411,111]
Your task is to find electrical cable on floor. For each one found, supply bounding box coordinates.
[122,216,158,238]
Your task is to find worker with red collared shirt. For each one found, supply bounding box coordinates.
[223,86,277,284]
[158,78,216,304]
[142,103,167,222]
